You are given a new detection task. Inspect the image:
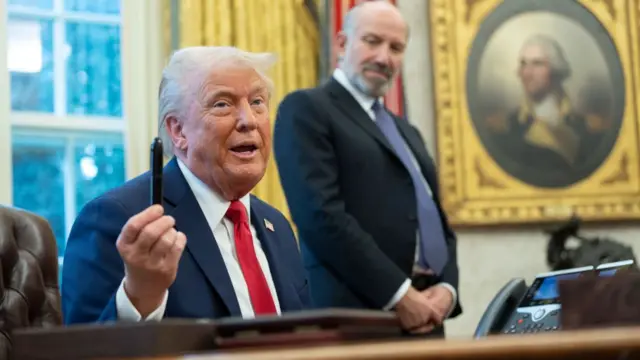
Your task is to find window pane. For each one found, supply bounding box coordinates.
[8,17,54,112]
[64,0,120,15]
[8,0,53,10]
[74,136,126,211]
[65,22,122,117]
[11,132,126,259]
[12,134,65,255]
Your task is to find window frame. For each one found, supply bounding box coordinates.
[0,0,164,231]
[0,1,11,204]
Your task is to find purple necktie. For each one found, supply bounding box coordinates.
[371,101,448,274]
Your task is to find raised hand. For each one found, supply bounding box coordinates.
[116,205,187,317]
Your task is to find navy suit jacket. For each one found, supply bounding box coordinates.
[62,158,310,324]
[273,78,461,318]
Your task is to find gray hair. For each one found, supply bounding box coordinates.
[157,46,277,157]
[341,0,409,38]
[520,34,571,82]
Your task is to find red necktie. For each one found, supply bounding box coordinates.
[225,200,277,315]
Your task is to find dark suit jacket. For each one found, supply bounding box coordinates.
[273,77,461,318]
[62,157,309,324]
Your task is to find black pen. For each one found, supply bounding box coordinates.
[150,137,163,206]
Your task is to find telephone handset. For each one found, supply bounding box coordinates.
[473,278,527,338]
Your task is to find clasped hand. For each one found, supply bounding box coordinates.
[116,205,187,317]
[395,285,453,334]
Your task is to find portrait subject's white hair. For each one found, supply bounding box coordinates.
[520,34,571,82]
[157,46,277,157]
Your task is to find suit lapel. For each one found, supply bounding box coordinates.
[324,78,442,201]
[162,158,242,317]
[325,78,396,155]
[250,197,301,312]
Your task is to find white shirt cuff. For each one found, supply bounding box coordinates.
[383,278,411,311]
[115,278,168,321]
[435,282,457,318]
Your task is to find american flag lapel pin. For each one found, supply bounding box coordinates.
[264,219,274,232]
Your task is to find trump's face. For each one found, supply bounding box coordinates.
[518,44,553,101]
[172,64,271,200]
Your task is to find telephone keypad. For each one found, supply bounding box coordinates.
[501,310,560,335]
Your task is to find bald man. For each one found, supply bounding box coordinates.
[274,0,462,337]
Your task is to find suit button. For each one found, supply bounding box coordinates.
[408,213,417,221]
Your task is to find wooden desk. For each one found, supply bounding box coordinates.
[12,310,401,360]
[141,326,640,360]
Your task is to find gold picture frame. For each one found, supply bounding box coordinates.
[429,0,640,226]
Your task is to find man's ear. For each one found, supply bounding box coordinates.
[335,31,348,61]
[165,115,187,151]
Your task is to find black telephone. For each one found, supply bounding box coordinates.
[474,260,634,338]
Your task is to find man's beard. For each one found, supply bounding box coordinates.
[350,62,395,97]
[355,76,389,97]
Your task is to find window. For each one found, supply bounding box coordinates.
[1,0,164,275]
[8,0,124,260]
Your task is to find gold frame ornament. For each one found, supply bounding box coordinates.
[429,0,640,226]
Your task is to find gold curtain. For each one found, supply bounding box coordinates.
[170,0,319,220]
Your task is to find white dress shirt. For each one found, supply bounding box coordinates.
[332,68,457,315]
[116,159,281,321]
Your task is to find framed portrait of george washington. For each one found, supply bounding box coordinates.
[429,0,640,226]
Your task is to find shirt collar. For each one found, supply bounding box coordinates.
[332,67,381,113]
[176,158,251,225]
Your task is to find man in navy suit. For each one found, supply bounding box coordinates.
[273,1,460,337]
[62,46,310,323]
